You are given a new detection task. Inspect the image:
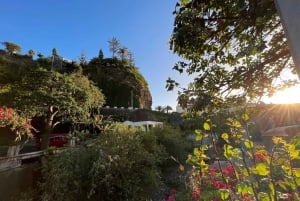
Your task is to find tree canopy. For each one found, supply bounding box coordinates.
[1,41,21,55]
[167,0,298,110]
[0,68,105,148]
[108,37,120,58]
[0,69,104,119]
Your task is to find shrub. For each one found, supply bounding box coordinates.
[188,113,300,201]
[40,123,164,201]
[149,125,193,167]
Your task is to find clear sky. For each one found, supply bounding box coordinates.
[0,0,191,110]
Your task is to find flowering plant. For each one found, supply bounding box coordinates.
[164,189,177,201]
[0,107,34,141]
[188,113,300,201]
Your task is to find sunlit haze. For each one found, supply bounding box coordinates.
[263,84,300,104]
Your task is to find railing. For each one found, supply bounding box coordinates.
[0,150,45,172]
[0,150,44,161]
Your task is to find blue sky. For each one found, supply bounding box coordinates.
[0,0,191,110]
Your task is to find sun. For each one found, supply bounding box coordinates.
[265,85,300,104]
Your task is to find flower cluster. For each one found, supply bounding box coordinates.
[191,162,238,200]
[0,107,34,141]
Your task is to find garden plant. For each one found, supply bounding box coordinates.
[188,110,300,201]
[0,107,33,141]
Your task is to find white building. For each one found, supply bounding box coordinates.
[122,121,163,132]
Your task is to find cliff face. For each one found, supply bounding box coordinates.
[85,58,152,109]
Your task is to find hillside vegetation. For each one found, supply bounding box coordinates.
[0,40,152,110]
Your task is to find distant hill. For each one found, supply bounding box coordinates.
[0,49,152,110]
[85,57,152,109]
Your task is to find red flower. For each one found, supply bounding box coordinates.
[254,152,268,162]
[242,193,253,201]
[192,188,201,198]
[210,167,217,175]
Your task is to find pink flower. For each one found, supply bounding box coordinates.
[166,195,174,201]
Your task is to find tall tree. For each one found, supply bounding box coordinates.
[1,42,21,55]
[52,48,58,56]
[108,37,120,58]
[163,105,173,114]
[167,0,297,111]
[118,46,128,63]
[98,49,104,60]
[155,105,163,112]
[127,50,135,66]
[37,52,44,58]
[79,50,87,66]
[0,69,105,149]
[28,49,35,58]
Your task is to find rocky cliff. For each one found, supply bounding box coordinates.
[85,58,152,109]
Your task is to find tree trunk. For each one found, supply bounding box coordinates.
[40,106,58,150]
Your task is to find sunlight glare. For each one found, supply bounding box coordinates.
[265,85,300,104]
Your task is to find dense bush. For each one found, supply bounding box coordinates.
[149,125,193,167]
[39,123,165,201]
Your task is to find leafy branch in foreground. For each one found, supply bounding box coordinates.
[188,110,300,201]
[168,0,298,111]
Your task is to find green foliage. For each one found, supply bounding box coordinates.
[188,110,300,201]
[40,123,164,201]
[0,68,104,120]
[52,48,58,56]
[0,54,37,85]
[98,49,104,59]
[0,68,104,148]
[1,41,21,55]
[168,0,298,110]
[86,57,150,108]
[149,125,192,166]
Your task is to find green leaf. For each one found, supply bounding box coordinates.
[193,148,199,156]
[294,168,300,177]
[277,180,288,191]
[242,113,249,121]
[224,144,233,159]
[195,129,201,135]
[295,177,300,185]
[253,163,269,176]
[288,144,300,160]
[195,135,202,141]
[203,122,210,131]
[220,189,230,200]
[233,121,242,128]
[221,133,229,141]
[244,139,254,149]
[258,192,270,201]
